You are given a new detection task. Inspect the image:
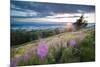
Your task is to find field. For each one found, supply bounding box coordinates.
[11,28,95,66]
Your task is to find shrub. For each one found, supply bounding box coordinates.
[60,47,80,63]
[80,47,95,62]
[78,30,95,62]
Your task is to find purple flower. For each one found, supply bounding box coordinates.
[10,59,16,67]
[37,41,48,59]
[63,43,67,48]
[69,39,76,47]
[21,51,30,62]
[10,56,22,67]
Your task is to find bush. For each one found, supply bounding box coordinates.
[78,30,95,62]
[61,47,80,63]
[80,47,95,62]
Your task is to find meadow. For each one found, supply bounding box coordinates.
[11,28,95,66]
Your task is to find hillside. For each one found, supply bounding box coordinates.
[11,28,95,66]
[11,29,92,56]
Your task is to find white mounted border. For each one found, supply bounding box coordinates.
[15,0,95,5]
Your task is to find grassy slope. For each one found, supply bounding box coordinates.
[11,28,93,58]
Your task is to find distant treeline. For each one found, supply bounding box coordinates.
[11,14,88,46]
[11,28,62,46]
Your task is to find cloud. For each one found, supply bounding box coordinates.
[11,4,22,10]
[13,13,95,23]
[46,13,82,19]
[11,1,95,15]
[11,10,28,16]
[11,1,95,23]
[77,9,85,13]
[11,10,38,17]
[11,4,39,17]
[85,13,95,23]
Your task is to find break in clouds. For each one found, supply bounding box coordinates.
[11,1,95,23]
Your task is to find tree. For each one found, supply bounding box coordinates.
[74,14,87,30]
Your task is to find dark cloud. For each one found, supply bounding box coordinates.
[11,1,95,17]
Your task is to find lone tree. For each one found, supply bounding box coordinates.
[74,14,87,30]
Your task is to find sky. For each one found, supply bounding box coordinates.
[11,0,95,5]
[11,1,95,25]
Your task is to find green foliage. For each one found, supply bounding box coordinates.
[11,29,57,46]
[61,47,80,63]
[47,46,56,64]
[78,30,95,62]
[29,55,40,65]
[17,60,26,66]
[17,54,40,66]
[12,29,95,66]
[80,47,95,62]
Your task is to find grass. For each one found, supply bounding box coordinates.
[11,28,95,66]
